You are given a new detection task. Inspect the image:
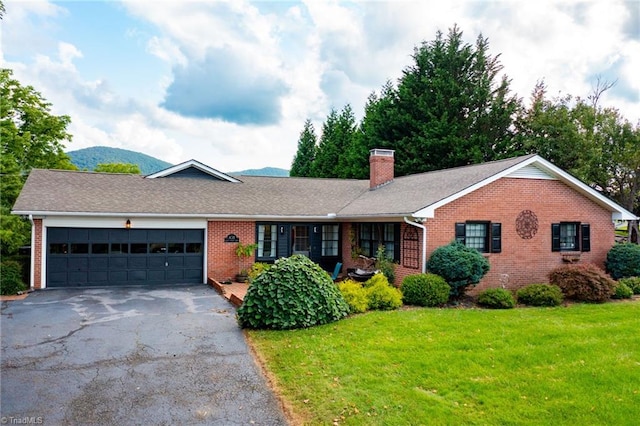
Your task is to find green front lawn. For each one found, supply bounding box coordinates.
[248,301,640,425]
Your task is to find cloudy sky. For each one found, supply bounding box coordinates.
[2,0,639,172]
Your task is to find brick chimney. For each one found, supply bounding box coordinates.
[369,149,395,189]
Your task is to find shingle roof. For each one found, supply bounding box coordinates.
[10,154,560,219]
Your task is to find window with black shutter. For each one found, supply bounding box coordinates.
[551,222,590,252]
[455,222,501,253]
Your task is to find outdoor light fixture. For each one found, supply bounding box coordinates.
[125,219,131,229]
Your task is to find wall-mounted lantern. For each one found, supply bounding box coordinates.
[125,219,132,229]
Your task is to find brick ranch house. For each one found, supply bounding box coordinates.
[12,149,637,292]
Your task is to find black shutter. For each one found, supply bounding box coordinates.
[551,223,561,251]
[491,223,502,253]
[581,224,591,252]
[393,223,401,262]
[455,223,466,244]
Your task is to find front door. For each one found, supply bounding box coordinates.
[291,225,311,257]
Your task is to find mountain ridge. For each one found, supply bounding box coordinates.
[67,146,289,177]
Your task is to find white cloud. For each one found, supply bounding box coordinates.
[3,0,638,174]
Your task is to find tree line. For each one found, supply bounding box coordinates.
[290,26,639,228]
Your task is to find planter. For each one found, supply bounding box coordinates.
[235,273,249,283]
[562,254,581,263]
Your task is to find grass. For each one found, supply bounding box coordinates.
[247,301,640,425]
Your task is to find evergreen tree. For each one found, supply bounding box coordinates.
[360,26,520,176]
[312,105,357,178]
[290,119,317,177]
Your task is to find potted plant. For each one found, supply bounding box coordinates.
[235,242,258,282]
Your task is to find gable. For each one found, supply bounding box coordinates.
[146,159,241,183]
[158,166,232,181]
[506,164,556,180]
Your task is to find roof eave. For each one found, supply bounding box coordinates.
[412,155,638,221]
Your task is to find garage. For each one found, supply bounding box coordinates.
[47,228,204,287]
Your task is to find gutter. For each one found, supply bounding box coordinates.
[404,216,427,273]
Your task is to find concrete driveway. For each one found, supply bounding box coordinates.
[1,285,288,425]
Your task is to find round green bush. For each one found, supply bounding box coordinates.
[427,241,490,298]
[401,273,450,307]
[338,279,369,314]
[477,288,515,309]
[0,260,26,296]
[548,263,616,303]
[612,282,633,299]
[619,277,640,295]
[606,243,640,279]
[237,255,349,329]
[364,273,403,310]
[516,283,564,307]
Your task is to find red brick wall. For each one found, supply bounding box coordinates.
[340,178,614,292]
[426,177,614,292]
[33,219,43,289]
[206,178,614,291]
[207,221,256,281]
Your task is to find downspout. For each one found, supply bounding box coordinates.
[28,214,35,290]
[404,217,427,273]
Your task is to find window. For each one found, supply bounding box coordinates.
[130,243,148,254]
[110,243,129,254]
[92,243,109,254]
[552,223,590,252]
[150,243,166,254]
[455,222,502,253]
[168,243,184,254]
[322,225,339,256]
[357,223,400,261]
[49,243,68,254]
[70,243,89,254]
[186,243,202,254]
[257,224,277,259]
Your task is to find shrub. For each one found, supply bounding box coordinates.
[548,263,616,303]
[619,277,640,295]
[612,282,633,299]
[0,261,26,296]
[375,245,397,285]
[237,255,349,329]
[401,273,450,307]
[427,241,490,298]
[364,273,403,310]
[477,288,515,309]
[605,243,640,279]
[516,284,564,307]
[338,280,369,314]
[248,262,271,281]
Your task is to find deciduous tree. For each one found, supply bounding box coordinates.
[94,163,141,174]
[1,68,76,255]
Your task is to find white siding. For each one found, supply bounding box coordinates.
[506,164,557,180]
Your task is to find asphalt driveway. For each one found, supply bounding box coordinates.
[0,285,288,425]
